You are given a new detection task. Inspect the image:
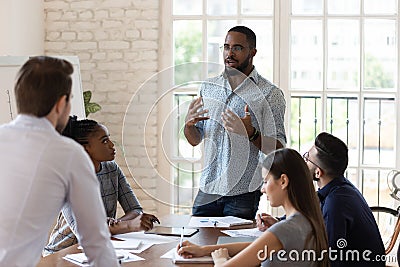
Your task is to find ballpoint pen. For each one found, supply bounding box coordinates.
[180,227,184,248]
[258,214,265,226]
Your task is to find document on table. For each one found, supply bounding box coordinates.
[221,227,264,238]
[161,248,214,264]
[78,240,151,254]
[63,250,144,266]
[111,231,178,253]
[113,231,179,245]
[124,243,153,254]
[188,216,253,228]
[111,239,141,249]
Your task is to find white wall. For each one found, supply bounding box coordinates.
[44,0,161,214]
[0,0,44,55]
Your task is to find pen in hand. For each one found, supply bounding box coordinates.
[258,214,265,226]
[107,217,118,227]
[179,227,184,248]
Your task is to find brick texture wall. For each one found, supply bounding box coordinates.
[44,0,160,214]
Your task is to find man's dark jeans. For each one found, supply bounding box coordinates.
[192,190,262,220]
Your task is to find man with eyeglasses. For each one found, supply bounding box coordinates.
[184,25,286,219]
[257,132,385,266]
[305,132,384,266]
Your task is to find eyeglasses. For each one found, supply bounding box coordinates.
[303,151,322,169]
[220,44,249,53]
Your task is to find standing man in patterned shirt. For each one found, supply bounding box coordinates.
[184,26,286,219]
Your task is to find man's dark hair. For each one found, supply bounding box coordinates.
[15,56,73,117]
[314,132,348,176]
[228,26,256,48]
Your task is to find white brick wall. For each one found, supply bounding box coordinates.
[44,0,160,215]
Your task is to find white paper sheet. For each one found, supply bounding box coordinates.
[160,248,213,263]
[124,243,153,254]
[160,248,175,259]
[113,231,179,245]
[221,227,263,237]
[79,240,153,254]
[63,250,144,266]
[111,239,141,249]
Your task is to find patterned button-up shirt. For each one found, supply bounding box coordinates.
[196,67,286,195]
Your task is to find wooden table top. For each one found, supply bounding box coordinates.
[37,214,256,267]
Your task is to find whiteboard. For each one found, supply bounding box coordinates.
[0,56,85,125]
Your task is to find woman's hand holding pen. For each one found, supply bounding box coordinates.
[177,241,207,258]
[256,213,278,232]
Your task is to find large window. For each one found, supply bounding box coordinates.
[288,0,398,210]
[160,0,400,214]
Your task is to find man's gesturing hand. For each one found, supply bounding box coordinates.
[185,97,209,127]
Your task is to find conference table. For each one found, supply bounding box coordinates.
[37,214,256,267]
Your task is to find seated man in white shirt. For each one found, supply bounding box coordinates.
[0,56,119,267]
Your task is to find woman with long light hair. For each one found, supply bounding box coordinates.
[178,148,329,267]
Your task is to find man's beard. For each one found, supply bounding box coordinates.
[225,54,251,76]
[311,167,320,182]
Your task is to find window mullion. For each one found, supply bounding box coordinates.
[396,3,400,169]
[277,0,291,143]
[321,0,328,133]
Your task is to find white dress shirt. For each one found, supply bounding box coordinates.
[0,115,118,267]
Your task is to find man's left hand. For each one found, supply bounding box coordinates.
[221,105,253,137]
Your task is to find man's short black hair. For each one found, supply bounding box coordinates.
[228,26,256,48]
[314,132,348,176]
